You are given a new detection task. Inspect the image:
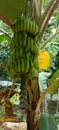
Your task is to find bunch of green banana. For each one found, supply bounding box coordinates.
[8,53,30,77]
[10,32,39,53]
[8,16,39,79]
[25,35,39,54]
[8,50,39,79]
[13,16,39,35]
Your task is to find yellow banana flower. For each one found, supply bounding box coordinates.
[38,50,50,70]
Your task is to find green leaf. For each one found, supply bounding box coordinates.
[49,70,59,95]
[40,113,58,130]
[43,0,49,6]
[38,72,51,93]
[0,34,5,42]
[0,0,26,22]
[0,34,10,42]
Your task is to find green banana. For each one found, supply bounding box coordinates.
[32,21,38,35]
[27,37,31,50]
[16,32,20,47]
[32,21,36,35]
[13,23,16,33]
[13,20,19,33]
[10,34,18,51]
[26,51,30,62]
[29,67,38,79]
[26,19,38,35]
[23,18,27,32]
[26,19,30,33]
[18,60,21,73]
[34,35,39,43]
[25,60,30,74]
[11,51,15,63]
[17,17,21,32]
[15,49,19,61]
[35,24,38,35]
[29,20,33,34]
[19,33,23,47]
[15,33,19,47]
[30,39,34,52]
[22,51,25,59]
[24,35,27,47]
[21,58,25,73]
[22,32,27,47]
[20,17,24,32]
[19,48,23,58]
[18,16,26,32]
[33,43,39,54]
[13,18,21,33]
[12,33,18,49]
[33,57,39,70]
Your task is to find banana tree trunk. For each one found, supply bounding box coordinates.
[19,77,27,121]
[26,78,40,130]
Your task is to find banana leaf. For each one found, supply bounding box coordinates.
[0,33,10,42]
[0,33,5,42]
[38,71,51,93]
[49,70,59,95]
[40,113,58,130]
[0,0,26,22]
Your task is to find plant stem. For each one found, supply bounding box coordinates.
[26,78,40,130]
[38,0,42,19]
[38,0,55,31]
[30,0,34,18]
[34,0,40,23]
[6,78,17,102]
[34,78,59,123]
[40,30,59,49]
[0,12,13,29]
[38,0,59,41]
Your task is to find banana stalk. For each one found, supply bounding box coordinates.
[26,78,40,130]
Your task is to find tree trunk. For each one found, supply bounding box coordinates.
[19,77,27,121]
[26,78,40,130]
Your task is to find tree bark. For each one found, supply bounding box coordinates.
[26,78,40,130]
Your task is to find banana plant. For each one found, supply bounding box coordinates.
[0,0,59,130]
